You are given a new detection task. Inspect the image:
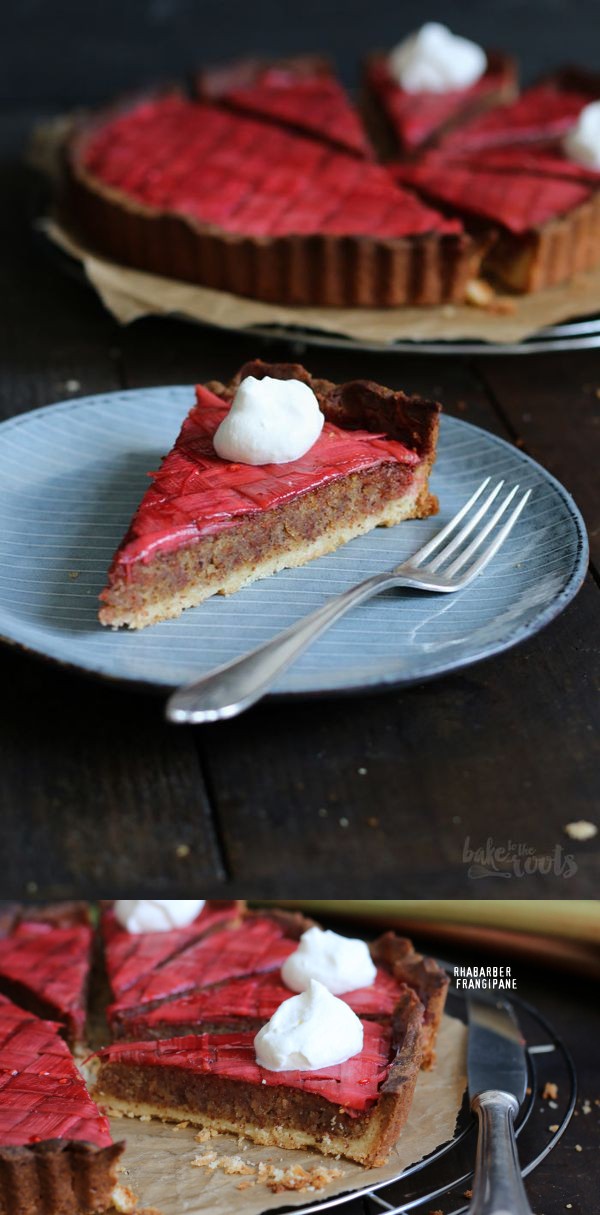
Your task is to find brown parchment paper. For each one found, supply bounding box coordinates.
[105,1014,466,1215]
[40,216,600,347]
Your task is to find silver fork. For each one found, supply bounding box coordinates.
[166,477,531,724]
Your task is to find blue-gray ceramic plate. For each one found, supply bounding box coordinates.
[0,387,588,696]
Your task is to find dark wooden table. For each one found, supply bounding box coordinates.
[1,0,600,898]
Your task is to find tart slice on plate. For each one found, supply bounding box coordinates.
[99,360,441,630]
[0,995,124,1215]
[92,990,425,1167]
[196,54,371,157]
[0,903,93,1044]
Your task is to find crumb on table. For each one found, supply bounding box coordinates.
[563,820,597,841]
[191,1152,343,1193]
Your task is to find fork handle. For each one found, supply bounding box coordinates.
[469,1091,533,1215]
[166,571,396,723]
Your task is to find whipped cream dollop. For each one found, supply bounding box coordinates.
[254,978,364,1071]
[281,926,377,995]
[114,900,205,934]
[563,100,600,170]
[388,22,487,94]
[213,375,324,465]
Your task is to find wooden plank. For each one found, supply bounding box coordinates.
[0,142,225,892]
[119,330,507,436]
[0,647,227,897]
[197,578,600,897]
[0,160,122,416]
[473,352,600,566]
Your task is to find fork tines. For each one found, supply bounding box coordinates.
[411,477,532,583]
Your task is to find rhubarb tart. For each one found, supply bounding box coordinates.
[92,990,424,1167]
[99,360,441,629]
[0,995,123,1215]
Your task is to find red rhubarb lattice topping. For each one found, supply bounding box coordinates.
[396,161,591,233]
[81,95,461,239]
[367,53,515,152]
[95,1020,393,1114]
[124,965,408,1036]
[199,58,371,157]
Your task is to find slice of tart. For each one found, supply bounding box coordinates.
[98,360,441,630]
[196,54,371,157]
[0,904,93,1044]
[92,991,424,1167]
[115,967,405,1042]
[118,931,449,1070]
[102,900,243,1003]
[65,93,482,307]
[364,49,516,157]
[395,156,600,292]
[106,911,312,1037]
[436,69,600,154]
[429,141,600,184]
[0,995,124,1215]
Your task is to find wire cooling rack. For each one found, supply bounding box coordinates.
[276,978,576,1215]
[248,315,600,356]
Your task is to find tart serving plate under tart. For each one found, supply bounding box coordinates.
[0,386,587,695]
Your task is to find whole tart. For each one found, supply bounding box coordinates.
[98,359,441,629]
[196,54,372,157]
[0,995,123,1215]
[64,91,481,308]
[0,904,93,1044]
[364,49,517,156]
[91,990,425,1167]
